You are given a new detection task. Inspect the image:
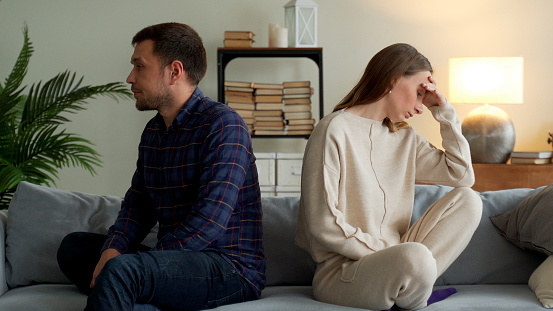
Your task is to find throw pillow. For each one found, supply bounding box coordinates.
[490,183,553,255]
[490,183,553,308]
[529,255,553,308]
[5,181,122,288]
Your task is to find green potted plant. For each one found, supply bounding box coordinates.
[0,25,133,208]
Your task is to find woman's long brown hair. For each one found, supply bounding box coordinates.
[334,43,433,132]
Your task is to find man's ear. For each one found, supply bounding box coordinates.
[168,60,186,84]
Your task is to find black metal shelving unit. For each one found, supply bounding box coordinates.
[217,47,323,138]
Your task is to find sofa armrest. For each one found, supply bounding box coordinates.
[0,210,8,296]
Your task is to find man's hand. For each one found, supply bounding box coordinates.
[90,248,121,288]
[421,76,447,108]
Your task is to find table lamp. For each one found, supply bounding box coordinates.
[449,57,523,163]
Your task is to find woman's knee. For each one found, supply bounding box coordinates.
[452,187,483,227]
[395,243,437,285]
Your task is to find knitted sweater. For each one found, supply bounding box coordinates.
[295,102,474,264]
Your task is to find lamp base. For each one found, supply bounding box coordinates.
[461,105,515,163]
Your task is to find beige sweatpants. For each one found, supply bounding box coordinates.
[312,187,482,311]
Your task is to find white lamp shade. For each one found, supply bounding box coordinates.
[449,57,523,104]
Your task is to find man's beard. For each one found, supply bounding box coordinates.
[135,89,173,112]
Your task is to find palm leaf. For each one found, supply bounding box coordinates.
[14,124,101,181]
[0,162,24,194]
[20,71,132,130]
[0,156,24,209]
[0,192,15,210]
[0,115,16,152]
[0,24,32,123]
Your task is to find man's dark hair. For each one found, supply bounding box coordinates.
[132,23,207,85]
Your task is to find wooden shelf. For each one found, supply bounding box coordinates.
[472,163,553,192]
[217,47,323,139]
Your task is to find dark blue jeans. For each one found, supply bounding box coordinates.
[57,232,256,311]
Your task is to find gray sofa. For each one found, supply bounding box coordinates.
[0,181,548,310]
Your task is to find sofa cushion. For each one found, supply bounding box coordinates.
[213,285,546,311]
[490,183,553,255]
[262,196,316,286]
[5,182,122,288]
[412,185,546,286]
[0,284,86,311]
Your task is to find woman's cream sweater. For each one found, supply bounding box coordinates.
[295,102,474,264]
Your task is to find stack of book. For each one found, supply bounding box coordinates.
[223,31,254,48]
[224,81,255,132]
[510,151,553,164]
[252,82,285,135]
[224,80,316,136]
[282,81,315,135]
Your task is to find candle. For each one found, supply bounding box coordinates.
[269,24,288,48]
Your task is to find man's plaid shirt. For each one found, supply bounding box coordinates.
[103,88,266,296]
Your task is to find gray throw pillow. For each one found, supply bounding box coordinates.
[490,183,553,255]
[5,182,122,288]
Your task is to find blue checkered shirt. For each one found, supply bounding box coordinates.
[103,88,265,295]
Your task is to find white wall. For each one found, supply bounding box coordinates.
[1,0,552,196]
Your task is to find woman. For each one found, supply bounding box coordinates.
[296,43,482,310]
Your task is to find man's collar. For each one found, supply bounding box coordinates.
[158,87,204,131]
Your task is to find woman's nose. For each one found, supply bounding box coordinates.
[415,103,423,114]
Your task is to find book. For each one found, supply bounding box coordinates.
[225,86,254,92]
[254,110,283,117]
[283,81,310,88]
[510,151,553,158]
[283,87,312,95]
[284,111,312,120]
[254,127,285,132]
[234,109,254,118]
[252,82,283,89]
[284,98,311,105]
[283,93,312,99]
[511,157,552,164]
[228,102,255,110]
[224,31,254,40]
[255,116,284,122]
[253,130,286,135]
[224,39,253,48]
[255,88,283,95]
[255,95,283,103]
[287,118,315,125]
[255,120,285,127]
[256,103,283,110]
[241,117,254,125]
[224,81,253,88]
[224,90,253,97]
[226,95,254,104]
[284,104,311,112]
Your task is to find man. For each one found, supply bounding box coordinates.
[57,23,265,310]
